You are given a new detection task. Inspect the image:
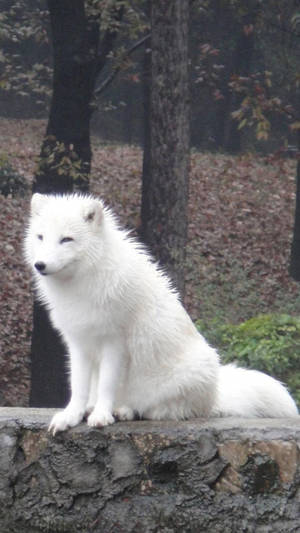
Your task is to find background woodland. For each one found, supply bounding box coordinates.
[0,0,299,406]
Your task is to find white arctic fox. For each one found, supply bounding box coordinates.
[25,193,298,433]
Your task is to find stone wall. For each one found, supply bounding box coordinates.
[0,408,299,533]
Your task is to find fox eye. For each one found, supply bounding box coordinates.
[60,237,74,244]
[37,234,43,241]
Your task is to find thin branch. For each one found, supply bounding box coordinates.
[94,33,151,97]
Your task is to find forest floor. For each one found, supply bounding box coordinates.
[1,118,300,406]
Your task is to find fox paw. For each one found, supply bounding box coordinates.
[49,408,84,435]
[87,408,115,428]
[113,406,135,421]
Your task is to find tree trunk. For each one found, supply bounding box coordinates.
[29,304,69,408]
[30,0,100,407]
[33,0,100,194]
[289,132,300,280]
[215,6,258,152]
[225,17,256,153]
[141,0,190,297]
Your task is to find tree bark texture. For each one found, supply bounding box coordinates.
[141,0,190,297]
[215,6,258,152]
[32,0,100,194]
[225,26,256,153]
[29,303,70,408]
[289,131,300,280]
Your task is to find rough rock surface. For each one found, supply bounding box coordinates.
[0,408,299,533]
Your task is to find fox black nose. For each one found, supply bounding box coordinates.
[34,261,46,272]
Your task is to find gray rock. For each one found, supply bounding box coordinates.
[0,408,299,533]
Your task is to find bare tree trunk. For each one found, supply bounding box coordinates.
[289,131,300,280]
[141,0,190,297]
[33,0,100,194]
[215,6,257,153]
[225,12,257,153]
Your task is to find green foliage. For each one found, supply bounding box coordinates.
[36,137,89,185]
[192,0,300,150]
[0,0,52,114]
[230,71,298,141]
[196,314,300,407]
[0,1,147,116]
[0,153,27,196]
[88,0,148,39]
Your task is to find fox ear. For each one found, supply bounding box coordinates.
[82,198,103,225]
[31,193,49,216]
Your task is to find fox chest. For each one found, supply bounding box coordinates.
[48,291,124,339]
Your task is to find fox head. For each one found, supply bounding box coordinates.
[25,193,105,279]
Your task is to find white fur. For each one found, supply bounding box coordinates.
[212,364,298,418]
[24,193,298,433]
[25,193,219,433]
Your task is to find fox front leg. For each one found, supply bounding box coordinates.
[49,346,92,435]
[87,342,124,428]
